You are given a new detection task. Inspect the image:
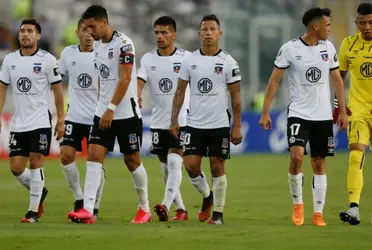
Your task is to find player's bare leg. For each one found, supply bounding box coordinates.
[288,146,305,226]
[311,157,327,226]
[154,148,187,221]
[184,155,212,222]
[14,153,47,223]
[340,143,365,225]
[68,144,106,224]
[60,145,84,211]
[206,157,226,224]
[125,152,151,224]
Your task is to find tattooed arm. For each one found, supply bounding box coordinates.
[228,82,242,145]
[169,78,188,138]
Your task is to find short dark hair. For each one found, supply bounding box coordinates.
[302,7,332,27]
[20,19,42,34]
[357,3,372,15]
[154,16,177,32]
[82,5,108,20]
[200,14,220,27]
[77,18,84,29]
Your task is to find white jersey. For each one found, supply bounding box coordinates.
[137,48,191,129]
[179,49,241,129]
[274,38,339,121]
[59,44,99,125]
[94,31,140,119]
[0,49,61,132]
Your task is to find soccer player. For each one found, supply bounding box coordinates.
[170,14,242,224]
[59,19,105,218]
[337,3,372,225]
[0,19,64,222]
[67,5,151,224]
[259,8,348,226]
[137,16,190,221]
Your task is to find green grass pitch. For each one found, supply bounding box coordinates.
[0,153,372,250]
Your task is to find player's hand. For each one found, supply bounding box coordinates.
[138,96,143,109]
[337,113,348,131]
[99,109,114,130]
[230,125,242,145]
[169,121,179,139]
[54,119,64,140]
[259,114,272,130]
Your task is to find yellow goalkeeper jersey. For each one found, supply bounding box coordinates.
[339,33,372,116]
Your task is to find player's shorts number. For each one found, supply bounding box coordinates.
[184,133,191,145]
[65,124,73,136]
[9,134,17,146]
[152,132,159,144]
[290,123,301,136]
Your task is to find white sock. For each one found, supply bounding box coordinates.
[173,190,186,211]
[131,163,150,213]
[160,162,168,184]
[190,171,210,198]
[62,162,83,200]
[15,168,30,189]
[162,153,183,210]
[83,161,102,214]
[312,174,327,214]
[29,168,45,212]
[95,168,106,209]
[212,175,227,213]
[288,172,303,204]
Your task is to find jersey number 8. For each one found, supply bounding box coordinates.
[152,132,159,144]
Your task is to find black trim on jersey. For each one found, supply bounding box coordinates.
[137,77,146,83]
[50,80,61,85]
[199,48,222,56]
[106,31,117,43]
[157,47,177,56]
[227,109,231,125]
[130,97,138,117]
[20,48,39,56]
[274,64,289,69]
[330,66,339,71]
[78,45,94,53]
[299,37,318,47]
[228,80,240,85]
[48,110,52,127]
[349,36,359,51]
[286,101,292,116]
[0,80,9,86]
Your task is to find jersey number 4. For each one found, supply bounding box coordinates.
[289,123,301,136]
[9,134,17,146]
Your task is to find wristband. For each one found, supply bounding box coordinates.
[334,97,339,108]
[108,103,117,111]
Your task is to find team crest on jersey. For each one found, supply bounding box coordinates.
[222,138,229,149]
[321,53,329,61]
[39,134,48,145]
[33,63,42,74]
[129,133,138,144]
[214,63,223,74]
[173,62,181,73]
[108,51,114,60]
[328,136,335,147]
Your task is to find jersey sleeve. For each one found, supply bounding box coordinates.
[137,56,147,82]
[119,40,135,65]
[58,48,68,76]
[46,56,62,85]
[0,55,10,86]
[179,54,190,81]
[274,43,291,69]
[329,42,339,70]
[226,55,241,84]
[338,38,349,72]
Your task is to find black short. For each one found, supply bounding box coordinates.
[183,126,230,159]
[287,117,334,158]
[60,121,91,152]
[150,127,186,155]
[89,116,143,154]
[9,128,52,157]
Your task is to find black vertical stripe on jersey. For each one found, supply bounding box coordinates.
[130,97,138,118]
[286,101,292,116]
[312,175,315,189]
[48,110,52,127]
[349,36,359,51]
[226,109,231,125]
[40,169,44,181]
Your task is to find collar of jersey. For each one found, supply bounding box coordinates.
[199,48,222,56]
[157,47,177,57]
[19,48,39,56]
[299,37,318,47]
[357,33,372,43]
[102,30,117,44]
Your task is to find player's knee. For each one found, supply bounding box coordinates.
[29,154,43,169]
[290,151,304,168]
[10,166,24,176]
[311,157,325,174]
[349,150,364,169]
[124,153,141,171]
[209,157,225,177]
[60,149,75,166]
